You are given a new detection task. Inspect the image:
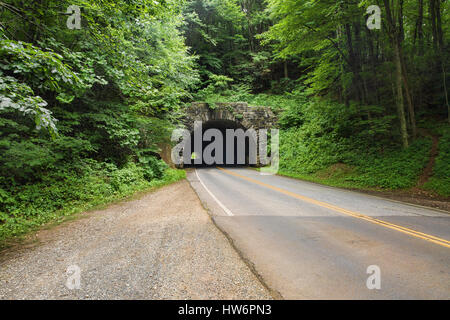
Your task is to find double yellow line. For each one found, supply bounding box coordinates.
[217,167,450,249]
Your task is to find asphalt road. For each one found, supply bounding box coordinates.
[188,167,450,300]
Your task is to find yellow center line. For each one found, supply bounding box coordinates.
[217,167,450,249]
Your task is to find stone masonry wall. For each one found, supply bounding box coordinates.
[183,102,278,131]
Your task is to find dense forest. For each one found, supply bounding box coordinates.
[0,0,449,243]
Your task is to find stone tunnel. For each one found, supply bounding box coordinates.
[183,102,278,132]
[175,102,278,167]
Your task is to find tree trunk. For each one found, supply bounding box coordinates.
[444,63,450,124]
[395,44,409,148]
[415,0,424,55]
[400,53,417,138]
[429,0,438,50]
[383,0,409,148]
[345,23,363,104]
[284,61,288,79]
[412,0,425,111]
[435,0,444,50]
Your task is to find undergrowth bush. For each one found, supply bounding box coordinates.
[344,138,432,189]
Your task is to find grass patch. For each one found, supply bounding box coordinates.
[275,137,433,191]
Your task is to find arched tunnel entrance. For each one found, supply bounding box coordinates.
[185,119,257,167]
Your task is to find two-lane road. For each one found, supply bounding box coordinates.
[188,167,450,299]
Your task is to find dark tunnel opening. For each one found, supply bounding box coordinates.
[184,120,257,167]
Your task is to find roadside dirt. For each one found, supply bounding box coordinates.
[0,180,271,300]
[358,189,449,212]
[416,130,440,187]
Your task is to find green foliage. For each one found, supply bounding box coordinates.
[0,0,194,244]
[346,139,432,189]
[184,0,277,92]
[280,133,432,191]
[138,152,169,181]
[0,37,91,136]
[0,73,57,135]
[0,39,85,93]
[263,0,450,148]
[194,74,234,102]
[275,95,432,190]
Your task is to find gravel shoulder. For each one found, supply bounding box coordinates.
[0,180,271,300]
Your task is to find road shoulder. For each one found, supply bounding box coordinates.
[0,180,271,300]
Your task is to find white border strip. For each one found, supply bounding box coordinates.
[195,169,234,217]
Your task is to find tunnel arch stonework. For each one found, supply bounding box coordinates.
[183,102,278,131]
